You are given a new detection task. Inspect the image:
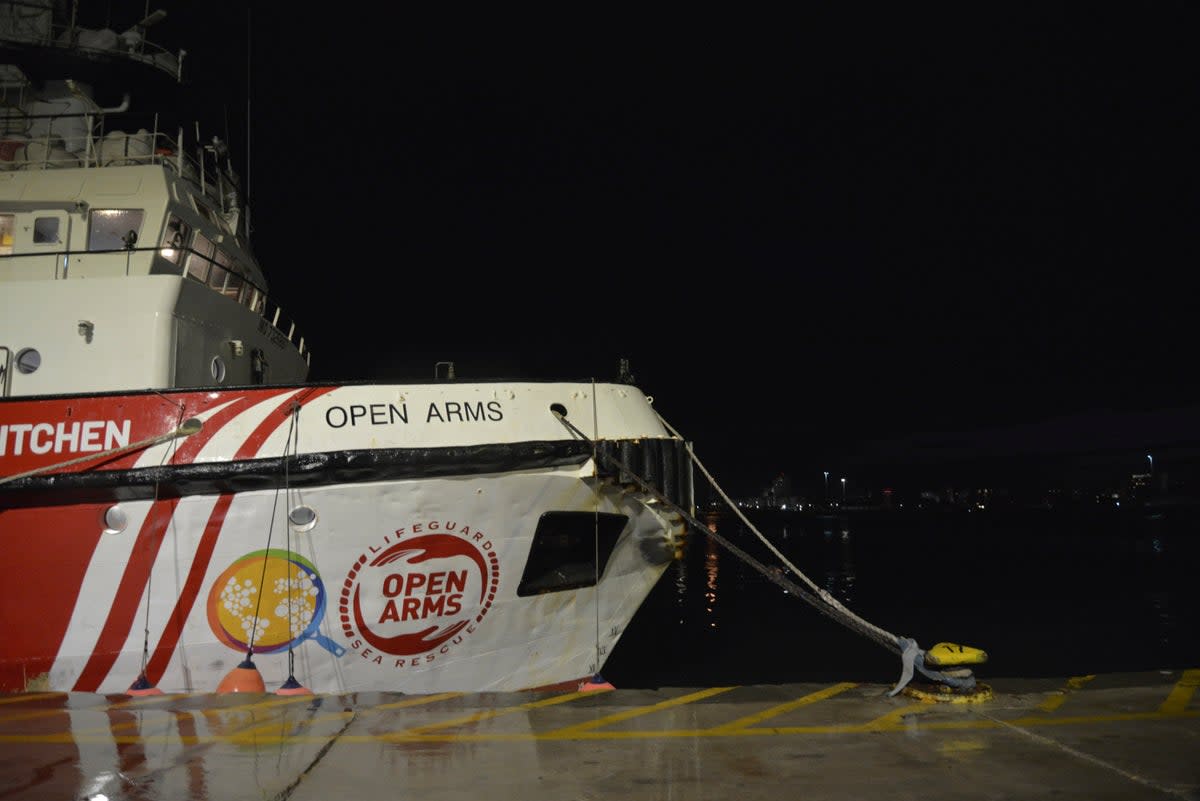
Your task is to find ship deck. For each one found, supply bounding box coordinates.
[1,669,1197,800]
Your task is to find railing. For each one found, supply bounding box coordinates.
[0,116,239,217]
[0,246,309,363]
[0,0,183,81]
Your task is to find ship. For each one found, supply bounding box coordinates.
[0,1,692,695]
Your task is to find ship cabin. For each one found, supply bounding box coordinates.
[0,9,309,398]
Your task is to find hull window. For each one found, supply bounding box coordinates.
[516,511,628,596]
[14,347,40,374]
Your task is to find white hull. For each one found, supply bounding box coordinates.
[0,382,691,694]
[48,469,678,695]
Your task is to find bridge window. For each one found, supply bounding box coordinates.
[192,198,231,234]
[87,209,144,251]
[32,216,59,245]
[186,232,214,282]
[211,248,243,299]
[160,214,192,264]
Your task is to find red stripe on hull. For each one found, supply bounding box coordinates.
[234,386,339,461]
[142,386,338,686]
[0,387,298,479]
[143,493,232,683]
[0,506,106,693]
[71,498,179,691]
[70,391,296,691]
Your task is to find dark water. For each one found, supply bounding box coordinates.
[605,504,1200,688]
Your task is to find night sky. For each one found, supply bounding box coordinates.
[111,3,1198,497]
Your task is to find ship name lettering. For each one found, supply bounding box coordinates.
[0,420,131,457]
[257,318,288,349]
[425,401,503,423]
[382,571,467,597]
[324,403,408,428]
[377,569,467,623]
[376,593,464,623]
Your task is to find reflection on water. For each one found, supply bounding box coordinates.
[673,550,689,624]
[683,509,858,618]
[703,537,720,628]
[1148,591,1173,650]
[607,505,1200,688]
[823,527,857,607]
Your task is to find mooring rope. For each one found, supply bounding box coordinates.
[284,401,300,683]
[0,417,203,485]
[552,405,971,694]
[137,403,189,678]
[552,409,900,649]
[652,413,904,652]
[246,405,300,661]
[654,411,978,693]
[590,380,603,682]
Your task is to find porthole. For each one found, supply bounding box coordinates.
[210,355,226,383]
[288,505,317,532]
[103,505,128,534]
[15,347,40,374]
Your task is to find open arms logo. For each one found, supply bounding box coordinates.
[340,521,499,670]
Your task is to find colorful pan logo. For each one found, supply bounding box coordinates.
[207,549,346,657]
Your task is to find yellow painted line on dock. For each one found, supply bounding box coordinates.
[707,682,857,732]
[1158,668,1200,714]
[373,691,464,711]
[395,688,613,735]
[4,672,1200,745]
[1036,674,1096,712]
[230,690,465,742]
[543,686,736,736]
[0,706,1196,746]
[0,703,105,724]
[0,693,64,706]
[114,694,316,735]
[0,692,190,725]
[109,693,191,708]
[854,703,932,731]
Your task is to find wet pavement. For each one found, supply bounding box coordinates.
[1,669,1197,800]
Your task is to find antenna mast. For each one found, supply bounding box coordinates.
[245,7,252,207]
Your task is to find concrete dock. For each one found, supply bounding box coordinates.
[1,669,1197,800]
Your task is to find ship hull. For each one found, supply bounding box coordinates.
[0,382,691,694]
